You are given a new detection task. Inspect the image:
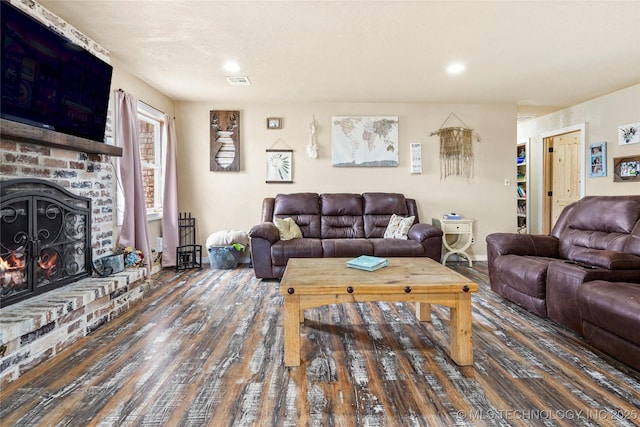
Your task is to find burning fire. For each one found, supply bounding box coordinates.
[38,252,58,280]
[0,252,26,288]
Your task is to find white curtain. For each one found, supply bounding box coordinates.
[115,90,152,276]
[162,115,179,267]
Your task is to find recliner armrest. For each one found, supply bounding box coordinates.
[486,233,559,257]
[248,222,280,244]
[408,223,443,242]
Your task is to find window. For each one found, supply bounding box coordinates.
[137,102,165,220]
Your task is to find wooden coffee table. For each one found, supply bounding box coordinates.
[279,257,478,367]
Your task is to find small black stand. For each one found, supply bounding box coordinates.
[176,212,202,271]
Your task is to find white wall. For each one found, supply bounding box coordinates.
[518,84,640,233]
[175,102,517,260]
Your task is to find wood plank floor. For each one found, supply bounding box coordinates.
[1,263,639,426]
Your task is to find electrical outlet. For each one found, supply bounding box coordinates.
[504,178,510,186]
[471,237,476,244]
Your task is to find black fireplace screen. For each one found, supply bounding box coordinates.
[1,179,92,307]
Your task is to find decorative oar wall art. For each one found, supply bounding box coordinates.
[430,113,480,180]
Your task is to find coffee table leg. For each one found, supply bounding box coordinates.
[283,295,301,367]
[449,294,473,366]
[416,302,432,322]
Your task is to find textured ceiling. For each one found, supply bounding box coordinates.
[38,0,640,113]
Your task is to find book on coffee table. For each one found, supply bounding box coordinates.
[346,255,389,272]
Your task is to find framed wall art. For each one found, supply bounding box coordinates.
[618,122,640,145]
[613,155,640,182]
[267,117,282,129]
[210,110,240,172]
[266,149,293,183]
[588,142,606,177]
[331,116,399,167]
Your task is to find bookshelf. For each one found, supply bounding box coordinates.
[517,139,530,233]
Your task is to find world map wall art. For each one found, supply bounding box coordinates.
[331,116,399,167]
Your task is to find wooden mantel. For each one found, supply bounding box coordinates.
[0,118,123,157]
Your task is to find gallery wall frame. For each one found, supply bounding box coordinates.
[588,142,606,178]
[267,117,282,129]
[618,122,640,145]
[613,155,640,182]
[266,149,293,183]
[210,110,240,172]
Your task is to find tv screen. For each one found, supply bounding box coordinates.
[1,1,113,142]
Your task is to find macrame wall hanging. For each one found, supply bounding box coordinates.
[430,113,480,180]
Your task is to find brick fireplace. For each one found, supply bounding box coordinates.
[0,131,117,262]
[0,0,152,385]
[0,124,149,385]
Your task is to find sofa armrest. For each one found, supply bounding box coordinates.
[248,222,280,244]
[408,223,443,242]
[486,233,559,258]
[248,222,280,279]
[570,250,640,270]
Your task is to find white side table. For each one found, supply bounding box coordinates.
[432,218,474,267]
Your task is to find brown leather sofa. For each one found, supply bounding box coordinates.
[486,195,640,370]
[249,192,443,279]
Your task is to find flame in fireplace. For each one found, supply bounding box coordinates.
[0,252,26,288]
[38,253,59,280]
[0,252,25,272]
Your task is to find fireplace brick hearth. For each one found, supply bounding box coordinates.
[0,268,147,385]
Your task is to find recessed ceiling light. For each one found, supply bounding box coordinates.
[447,63,465,74]
[224,61,240,72]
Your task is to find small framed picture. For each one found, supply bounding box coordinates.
[613,155,640,182]
[589,142,606,178]
[267,117,282,129]
[266,149,293,183]
[618,122,640,145]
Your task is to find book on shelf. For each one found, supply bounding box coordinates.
[517,186,526,197]
[346,255,389,272]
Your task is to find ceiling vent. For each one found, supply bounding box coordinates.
[226,76,251,86]
[517,113,540,123]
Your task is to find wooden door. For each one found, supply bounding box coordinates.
[543,130,581,233]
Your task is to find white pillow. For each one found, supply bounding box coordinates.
[274,217,303,241]
[383,214,415,239]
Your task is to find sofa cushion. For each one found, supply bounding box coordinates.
[363,193,410,237]
[322,238,373,257]
[274,217,303,241]
[270,238,323,266]
[578,281,640,346]
[569,197,640,234]
[371,238,425,257]
[383,214,415,239]
[558,196,640,259]
[273,193,321,238]
[493,255,555,299]
[320,193,365,238]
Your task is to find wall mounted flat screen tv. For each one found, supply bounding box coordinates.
[1,1,113,142]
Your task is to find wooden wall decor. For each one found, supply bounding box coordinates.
[210,110,240,171]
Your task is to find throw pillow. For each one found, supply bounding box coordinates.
[274,217,303,241]
[383,214,415,239]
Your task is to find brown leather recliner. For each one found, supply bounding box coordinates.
[486,195,640,369]
[249,192,443,279]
